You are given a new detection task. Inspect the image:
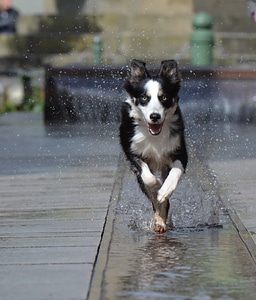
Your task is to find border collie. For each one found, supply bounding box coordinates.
[119,59,188,234]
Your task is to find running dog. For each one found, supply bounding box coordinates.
[119,59,188,234]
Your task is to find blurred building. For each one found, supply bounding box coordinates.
[0,0,255,68]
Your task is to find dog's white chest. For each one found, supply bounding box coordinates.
[131,123,180,170]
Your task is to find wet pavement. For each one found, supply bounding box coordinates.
[100,221,256,300]
[0,112,119,300]
[0,112,256,300]
[89,125,256,300]
[205,123,256,266]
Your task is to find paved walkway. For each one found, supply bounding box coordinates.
[210,158,256,261]
[0,112,120,300]
[1,113,256,300]
[207,123,256,262]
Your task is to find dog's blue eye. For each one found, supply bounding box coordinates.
[141,96,148,102]
[160,95,167,101]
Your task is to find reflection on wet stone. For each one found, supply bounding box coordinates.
[116,235,186,297]
[103,221,256,299]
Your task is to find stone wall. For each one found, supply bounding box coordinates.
[89,0,193,63]
[86,0,256,64]
[194,0,256,63]
[4,0,256,66]
[194,0,252,32]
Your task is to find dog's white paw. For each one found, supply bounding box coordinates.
[151,214,167,234]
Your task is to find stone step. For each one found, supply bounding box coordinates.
[17,15,100,35]
[215,32,256,63]
[96,13,192,35]
[0,33,95,68]
[194,0,254,33]
[0,34,94,55]
[2,0,256,68]
[2,30,256,68]
[102,33,190,64]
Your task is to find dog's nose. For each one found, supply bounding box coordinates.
[150,113,161,123]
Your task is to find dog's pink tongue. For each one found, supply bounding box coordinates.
[148,123,163,135]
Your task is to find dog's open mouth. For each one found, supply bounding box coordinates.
[147,122,164,135]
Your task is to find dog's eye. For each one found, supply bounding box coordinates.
[160,95,168,101]
[140,95,149,103]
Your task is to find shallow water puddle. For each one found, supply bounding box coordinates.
[102,222,256,300]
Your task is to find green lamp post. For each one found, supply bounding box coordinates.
[190,12,214,65]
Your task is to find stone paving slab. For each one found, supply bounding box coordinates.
[0,112,120,300]
[0,264,90,300]
[209,158,256,253]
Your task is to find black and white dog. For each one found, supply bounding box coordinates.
[119,59,188,234]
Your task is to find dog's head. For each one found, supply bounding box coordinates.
[124,59,181,136]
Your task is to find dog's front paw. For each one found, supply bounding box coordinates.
[151,214,167,234]
[154,223,167,234]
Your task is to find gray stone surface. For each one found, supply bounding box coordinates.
[0,112,120,300]
[206,123,256,262]
[210,159,256,246]
[1,112,256,299]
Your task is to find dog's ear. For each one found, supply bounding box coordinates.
[158,60,181,83]
[129,59,149,82]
